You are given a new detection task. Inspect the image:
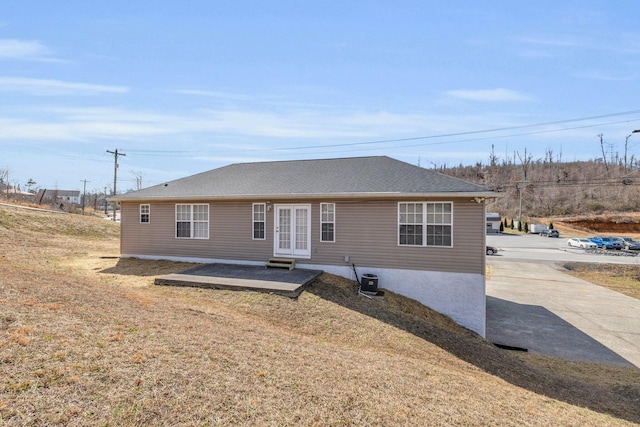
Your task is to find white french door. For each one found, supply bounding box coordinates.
[274,204,311,258]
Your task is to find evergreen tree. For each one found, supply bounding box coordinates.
[524,222,529,233]
[549,221,554,229]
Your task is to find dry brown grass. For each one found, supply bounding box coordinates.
[535,213,640,238]
[563,262,640,300]
[538,214,640,299]
[1,204,639,426]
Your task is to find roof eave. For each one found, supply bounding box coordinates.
[110,190,501,203]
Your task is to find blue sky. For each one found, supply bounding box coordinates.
[2,1,640,193]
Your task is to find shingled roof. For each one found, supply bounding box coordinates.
[114,156,496,201]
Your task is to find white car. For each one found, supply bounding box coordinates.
[567,238,597,249]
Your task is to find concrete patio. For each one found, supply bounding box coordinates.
[154,263,323,298]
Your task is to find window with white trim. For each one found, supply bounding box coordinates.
[398,202,452,247]
[398,202,423,245]
[140,204,150,223]
[320,203,335,242]
[176,204,209,239]
[252,203,266,240]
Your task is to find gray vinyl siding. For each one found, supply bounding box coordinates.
[120,198,485,275]
[308,199,484,274]
[121,201,270,262]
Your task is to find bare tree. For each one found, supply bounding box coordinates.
[598,134,609,173]
[516,148,533,181]
[489,144,499,167]
[556,145,563,163]
[0,167,9,199]
[544,147,554,164]
[132,171,143,190]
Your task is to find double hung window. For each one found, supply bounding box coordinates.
[320,203,335,242]
[176,204,209,239]
[140,204,150,223]
[252,203,266,240]
[399,202,452,247]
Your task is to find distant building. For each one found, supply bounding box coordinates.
[486,212,502,233]
[36,189,81,205]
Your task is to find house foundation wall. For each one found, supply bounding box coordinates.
[304,263,486,337]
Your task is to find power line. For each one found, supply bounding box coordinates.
[121,109,640,158]
[279,117,640,157]
[261,110,640,152]
[488,170,640,190]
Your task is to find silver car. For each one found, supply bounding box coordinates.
[615,236,640,250]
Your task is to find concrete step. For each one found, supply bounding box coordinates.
[266,257,296,270]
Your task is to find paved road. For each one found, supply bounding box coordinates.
[487,232,640,265]
[485,233,640,368]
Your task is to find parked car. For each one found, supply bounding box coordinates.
[540,229,559,238]
[615,236,640,250]
[567,238,597,249]
[486,245,498,255]
[588,236,623,250]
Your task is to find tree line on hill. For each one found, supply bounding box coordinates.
[438,145,640,218]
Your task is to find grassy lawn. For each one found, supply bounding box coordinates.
[563,262,640,300]
[1,204,639,425]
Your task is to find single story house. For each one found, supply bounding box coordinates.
[36,189,81,205]
[486,212,502,233]
[113,156,498,335]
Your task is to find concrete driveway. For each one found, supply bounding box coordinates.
[486,234,640,368]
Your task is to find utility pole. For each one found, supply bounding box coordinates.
[104,186,108,214]
[627,130,640,172]
[80,179,90,215]
[106,149,126,221]
[517,182,525,223]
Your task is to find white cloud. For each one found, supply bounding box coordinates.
[446,88,531,102]
[515,35,584,49]
[0,39,60,61]
[513,33,640,57]
[193,110,373,138]
[0,105,445,144]
[573,70,637,81]
[0,104,550,157]
[0,77,128,95]
[0,107,177,142]
[512,35,586,58]
[171,89,252,101]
